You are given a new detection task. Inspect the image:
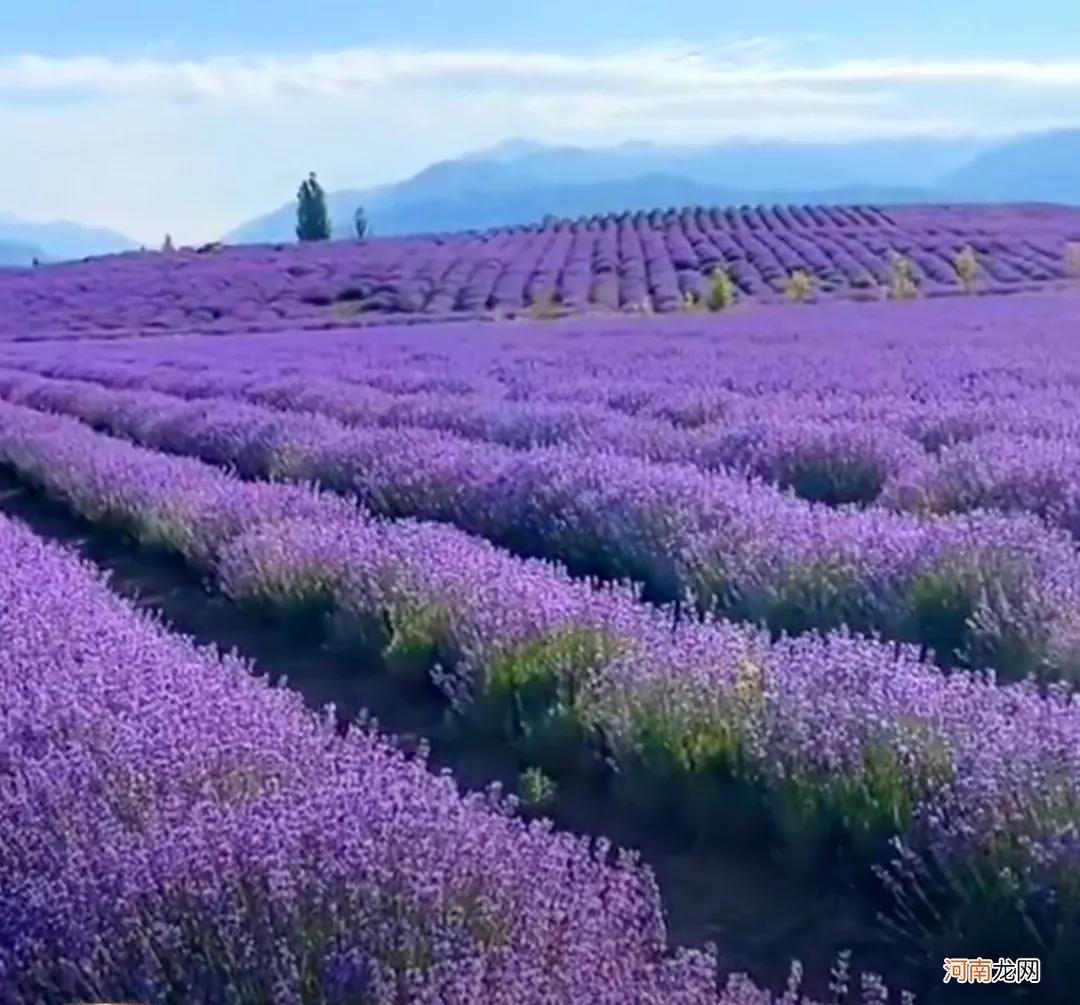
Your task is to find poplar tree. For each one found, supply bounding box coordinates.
[296,172,331,241]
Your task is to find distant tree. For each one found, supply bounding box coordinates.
[162,233,175,252]
[354,206,368,240]
[31,256,39,268]
[296,172,331,242]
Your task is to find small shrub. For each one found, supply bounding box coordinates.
[1064,241,1080,279]
[953,246,981,293]
[783,269,815,303]
[887,252,919,300]
[705,265,736,310]
[527,290,562,320]
[518,766,557,813]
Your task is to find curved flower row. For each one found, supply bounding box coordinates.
[27,342,1080,532]
[5,369,1080,683]
[881,432,1080,538]
[0,357,926,507]
[9,292,1080,452]
[0,509,760,1005]
[1,203,1077,337]
[0,401,1077,980]
[28,342,1080,545]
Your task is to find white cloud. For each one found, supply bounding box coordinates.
[2,42,1079,244]
[5,47,1080,102]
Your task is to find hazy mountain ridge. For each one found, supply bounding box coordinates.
[9,130,1080,259]
[225,130,1080,245]
[0,238,47,268]
[0,212,138,264]
[938,131,1080,204]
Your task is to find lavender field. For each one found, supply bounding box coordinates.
[3,202,1080,341]
[6,219,1080,1003]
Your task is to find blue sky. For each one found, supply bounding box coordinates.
[6,1,1080,61]
[2,1,1080,242]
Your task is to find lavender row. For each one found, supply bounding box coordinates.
[0,510,762,1005]
[882,432,1080,538]
[9,289,1080,402]
[0,401,1077,981]
[0,356,926,506]
[23,349,1080,460]
[10,294,1080,448]
[8,287,1080,409]
[3,204,1078,338]
[5,368,1080,682]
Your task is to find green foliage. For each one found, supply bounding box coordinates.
[517,766,557,812]
[227,561,343,619]
[783,269,815,303]
[354,206,368,240]
[295,172,331,242]
[770,734,951,873]
[705,265,736,310]
[953,245,981,292]
[762,559,867,638]
[887,252,919,300]
[785,457,886,507]
[613,664,770,846]
[905,566,979,667]
[383,599,455,685]
[903,558,1050,679]
[475,627,619,772]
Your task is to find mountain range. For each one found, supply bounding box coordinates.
[0,238,47,268]
[0,211,138,265]
[5,129,1080,261]
[224,130,1080,245]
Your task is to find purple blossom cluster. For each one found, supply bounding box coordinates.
[2,398,1080,976]
[8,277,1080,995]
[881,433,1080,537]
[0,355,925,506]
[0,512,768,1005]
[1,203,1078,337]
[3,366,1080,682]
